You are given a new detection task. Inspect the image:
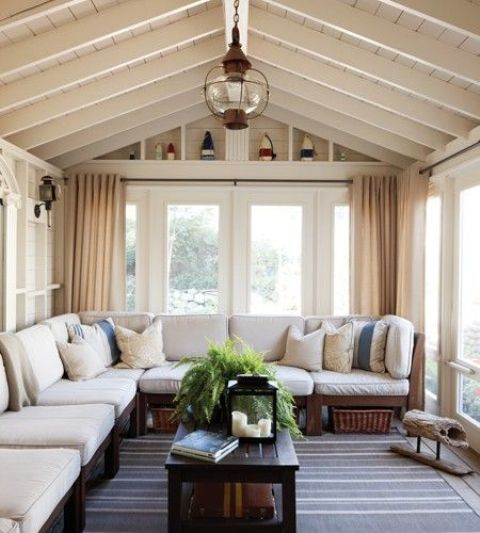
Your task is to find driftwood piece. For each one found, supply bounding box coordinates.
[402,409,469,448]
[390,444,473,475]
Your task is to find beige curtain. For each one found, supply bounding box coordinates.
[64,173,125,313]
[352,164,428,330]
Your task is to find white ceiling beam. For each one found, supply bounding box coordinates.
[259,63,450,150]
[31,90,204,161]
[249,7,480,120]
[378,0,480,40]
[266,0,480,84]
[266,104,412,169]
[0,6,222,113]
[0,36,223,137]
[7,65,211,150]
[0,0,207,77]
[0,0,86,32]
[223,0,248,51]
[249,36,475,139]
[49,103,207,169]
[271,89,431,161]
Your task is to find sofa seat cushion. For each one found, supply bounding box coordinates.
[0,519,19,533]
[312,369,409,396]
[270,364,314,396]
[37,378,136,419]
[0,404,114,466]
[0,448,80,533]
[139,362,192,394]
[100,367,145,382]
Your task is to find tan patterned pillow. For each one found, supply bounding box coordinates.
[115,318,165,369]
[321,321,354,373]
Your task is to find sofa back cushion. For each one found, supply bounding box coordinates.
[229,315,305,362]
[158,314,228,361]
[383,315,414,379]
[78,311,154,333]
[0,355,9,414]
[16,325,64,392]
[304,315,375,334]
[41,313,81,343]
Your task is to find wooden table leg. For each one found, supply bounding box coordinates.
[168,470,182,533]
[282,470,296,533]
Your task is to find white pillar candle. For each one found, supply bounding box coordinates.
[243,424,261,438]
[258,418,272,438]
[231,411,248,437]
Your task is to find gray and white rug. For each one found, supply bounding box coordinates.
[85,430,480,532]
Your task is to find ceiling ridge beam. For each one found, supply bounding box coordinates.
[0,0,207,78]
[249,36,475,138]
[271,89,431,161]
[49,103,208,169]
[377,0,480,40]
[0,6,223,114]
[258,62,451,149]
[7,65,211,150]
[267,104,412,169]
[31,91,204,161]
[265,0,480,84]
[0,36,223,138]
[249,7,480,120]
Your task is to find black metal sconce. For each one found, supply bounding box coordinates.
[34,176,61,228]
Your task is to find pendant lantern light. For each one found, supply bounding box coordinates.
[204,0,269,129]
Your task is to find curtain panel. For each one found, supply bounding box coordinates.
[64,173,125,313]
[352,164,428,330]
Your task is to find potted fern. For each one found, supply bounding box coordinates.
[173,339,302,438]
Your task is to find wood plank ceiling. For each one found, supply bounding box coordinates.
[0,0,478,169]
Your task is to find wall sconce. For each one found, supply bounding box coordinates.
[34,176,61,227]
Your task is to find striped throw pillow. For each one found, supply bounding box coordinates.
[351,320,389,373]
[67,318,120,367]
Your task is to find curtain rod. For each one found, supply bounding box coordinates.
[120,178,353,185]
[420,140,480,176]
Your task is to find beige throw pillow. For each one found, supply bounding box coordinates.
[322,321,354,374]
[115,318,165,369]
[279,325,324,372]
[57,336,106,381]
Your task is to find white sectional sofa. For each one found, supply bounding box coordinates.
[41,311,424,436]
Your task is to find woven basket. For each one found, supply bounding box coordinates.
[151,407,178,433]
[332,408,393,434]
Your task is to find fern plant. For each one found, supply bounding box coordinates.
[173,338,302,438]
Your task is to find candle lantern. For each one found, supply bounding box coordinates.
[227,375,277,443]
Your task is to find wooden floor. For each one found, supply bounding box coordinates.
[393,420,480,515]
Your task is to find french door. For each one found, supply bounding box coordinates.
[451,177,480,450]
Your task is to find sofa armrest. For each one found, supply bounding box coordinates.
[408,333,425,411]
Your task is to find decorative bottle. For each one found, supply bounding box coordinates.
[201,131,215,160]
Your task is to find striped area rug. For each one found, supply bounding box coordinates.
[85,430,480,532]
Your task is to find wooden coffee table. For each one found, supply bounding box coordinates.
[165,422,299,532]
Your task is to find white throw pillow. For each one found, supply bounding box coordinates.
[279,325,324,372]
[115,318,165,369]
[67,318,119,367]
[57,336,106,381]
[321,321,354,374]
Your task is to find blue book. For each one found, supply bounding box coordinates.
[172,430,238,459]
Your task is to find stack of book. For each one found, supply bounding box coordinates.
[171,430,239,463]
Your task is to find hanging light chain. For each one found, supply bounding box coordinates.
[233,0,240,27]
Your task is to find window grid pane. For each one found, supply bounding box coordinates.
[167,205,219,314]
[333,205,350,315]
[125,204,137,312]
[250,205,302,314]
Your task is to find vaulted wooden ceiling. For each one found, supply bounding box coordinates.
[0,0,479,169]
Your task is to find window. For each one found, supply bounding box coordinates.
[457,185,480,423]
[333,205,350,315]
[249,205,302,313]
[125,204,137,312]
[167,205,219,314]
[424,196,442,398]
